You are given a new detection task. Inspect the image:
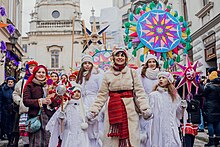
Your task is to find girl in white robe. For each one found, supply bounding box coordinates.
[76,55,103,147]
[149,72,187,147]
[138,54,160,147]
[46,84,89,147]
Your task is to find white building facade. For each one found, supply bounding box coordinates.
[22,0,83,74]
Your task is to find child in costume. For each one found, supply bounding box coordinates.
[149,72,187,147]
[46,84,89,147]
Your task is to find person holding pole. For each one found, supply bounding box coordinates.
[149,71,187,147]
[46,84,90,147]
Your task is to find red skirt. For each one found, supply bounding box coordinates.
[181,123,198,136]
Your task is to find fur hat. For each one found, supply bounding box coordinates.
[209,71,218,81]
[158,71,174,84]
[81,55,93,64]
[112,48,128,57]
[145,54,158,63]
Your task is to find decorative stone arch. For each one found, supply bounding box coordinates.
[47,45,63,52]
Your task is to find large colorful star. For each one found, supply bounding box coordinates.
[172,56,201,93]
[124,2,192,68]
[136,10,181,53]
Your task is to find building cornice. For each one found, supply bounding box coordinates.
[191,13,220,41]
[195,1,214,18]
[27,30,81,36]
[36,1,80,8]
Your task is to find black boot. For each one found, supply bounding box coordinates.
[24,144,29,147]
[215,136,220,147]
[204,137,215,147]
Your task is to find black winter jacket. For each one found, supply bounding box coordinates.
[203,77,220,122]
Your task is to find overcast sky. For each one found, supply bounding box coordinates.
[22,0,112,36]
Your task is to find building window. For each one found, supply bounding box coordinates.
[203,0,208,6]
[22,44,27,53]
[52,10,60,18]
[51,50,59,68]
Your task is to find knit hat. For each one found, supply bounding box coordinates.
[6,76,16,82]
[209,71,218,81]
[145,54,158,63]
[27,60,38,66]
[73,84,82,92]
[81,55,93,64]
[158,71,174,84]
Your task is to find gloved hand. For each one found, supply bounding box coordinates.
[143,109,153,120]
[140,132,147,144]
[58,111,65,119]
[181,100,187,108]
[86,112,98,124]
[86,112,96,120]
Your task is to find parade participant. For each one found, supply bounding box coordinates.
[88,48,152,147]
[149,72,187,147]
[0,81,6,140]
[69,70,78,82]
[59,74,72,88]
[13,60,38,147]
[0,77,16,146]
[23,65,56,147]
[76,55,103,147]
[138,54,160,147]
[46,84,89,147]
[204,70,220,146]
[50,71,59,84]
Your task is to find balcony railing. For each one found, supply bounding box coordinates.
[36,20,73,28]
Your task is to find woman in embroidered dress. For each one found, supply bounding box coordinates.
[149,72,187,147]
[138,54,160,147]
[76,55,103,147]
[13,60,38,147]
[88,48,152,147]
[23,65,56,147]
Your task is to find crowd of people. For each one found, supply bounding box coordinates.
[0,48,220,147]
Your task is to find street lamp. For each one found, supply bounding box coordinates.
[9,34,18,52]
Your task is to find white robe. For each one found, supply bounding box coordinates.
[81,69,103,147]
[46,99,89,147]
[149,88,182,147]
[138,67,158,147]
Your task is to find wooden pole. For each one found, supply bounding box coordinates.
[61,96,64,132]
[71,16,75,70]
[182,53,187,147]
[82,20,88,45]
